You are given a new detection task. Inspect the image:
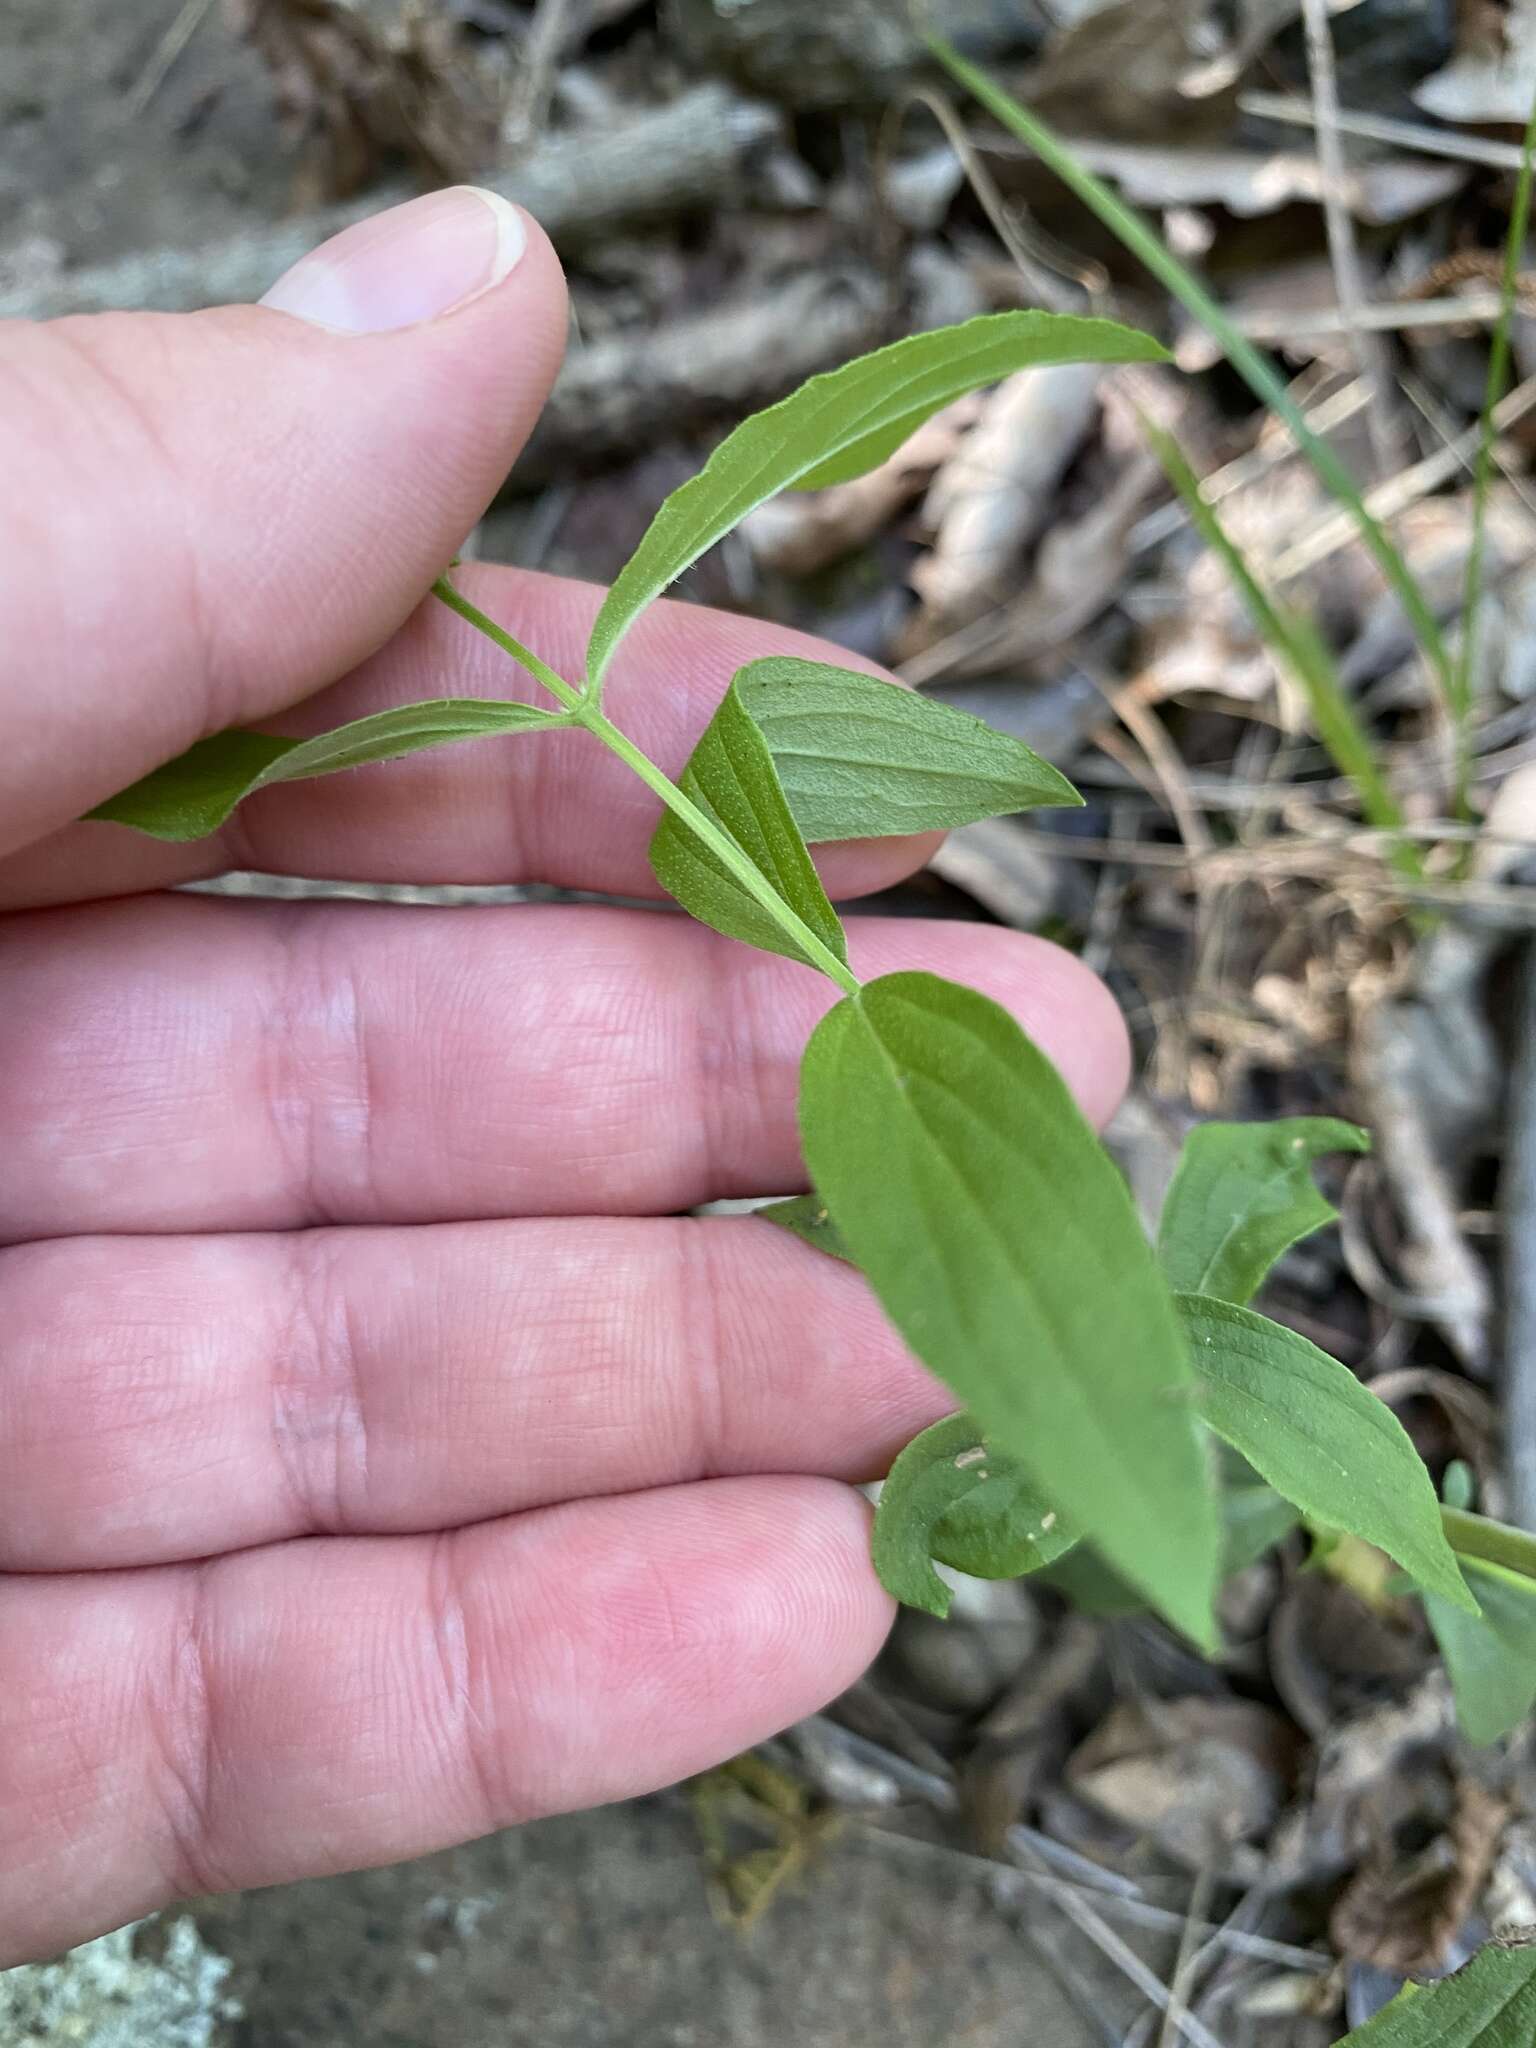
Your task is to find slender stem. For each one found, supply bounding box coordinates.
[431,577,862,996]
[1443,1504,1536,1581]
[432,577,584,711]
[578,706,862,996]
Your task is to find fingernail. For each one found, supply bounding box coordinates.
[258,186,525,334]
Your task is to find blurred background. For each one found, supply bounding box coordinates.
[8,0,1536,2041]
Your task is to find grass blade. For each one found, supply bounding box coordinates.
[1454,85,1536,821]
[928,33,1455,716]
[1145,421,1423,880]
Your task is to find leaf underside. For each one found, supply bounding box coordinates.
[1177,1293,1473,1610]
[86,699,566,842]
[736,658,1081,842]
[1425,1555,1536,1748]
[648,678,846,969]
[1157,1115,1371,1306]
[799,971,1220,1646]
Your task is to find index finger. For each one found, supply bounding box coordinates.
[1,569,944,910]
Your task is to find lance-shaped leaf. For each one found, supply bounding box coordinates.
[585,310,1170,691]
[1158,1116,1371,1305]
[1335,1938,1536,2046]
[799,971,1221,1646]
[649,678,846,971]
[1425,1556,1536,1748]
[87,699,568,843]
[1177,1294,1473,1609]
[735,657,1080,841]
[873,1414,1079,1617]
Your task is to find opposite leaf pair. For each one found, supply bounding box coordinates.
[91,306,1233,1641]
[810,1117,1467,1623]
[827,1116,1536,1758]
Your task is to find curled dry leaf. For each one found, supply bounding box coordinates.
[901,452,1162,681]
[1066,139,1464,224]
[904,363,1103,643]
[1066,1694,1302,1877]
[965,1614,1104,1856]
[1330,1777,1510,1977]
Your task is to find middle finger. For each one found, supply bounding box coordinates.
[0,896,1123,1242]
[0,1214,946,1571]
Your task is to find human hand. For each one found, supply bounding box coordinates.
[0,188,1128,1963]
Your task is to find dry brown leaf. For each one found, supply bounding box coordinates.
[1330,1778,1509,1975]
[739,398,981,578]
[233,0,500,198]
[1267,1675,1457,1891]
[1269,1573,1432,1743]
[1067,139,1464,223]
[1066,1695,1302,1874]
[906,363,1103,637]
[965,1615,1104,1856]
[1018,0,1295,138]
[901,454,1161,680]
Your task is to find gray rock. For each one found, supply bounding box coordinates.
[0,1917,240,2048]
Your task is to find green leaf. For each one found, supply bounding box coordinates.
[798,971,1221,1646]
[585,310,1171,691]
[1333,1937,1536,2046]
[1157,1117,1372,1305]
[87,699,568,842]
[873,1414,1079,1617]
[1426,1556,1536,1747]
[1177,1294,1473,1611]
[756,1194,856,1264]
[1442,1505,1536,1581]
[1145,422,1421,878]
[1041,1483,1300,1618]
[735,657,1081,842]
[928,32,1456,729]
[1222,1483,1302,1575]
[649,678,847,972]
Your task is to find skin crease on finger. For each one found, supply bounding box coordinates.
[0,903,1127,1242]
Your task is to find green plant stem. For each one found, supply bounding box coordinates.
[579,705,862,995]
[1454,85,1536,831]
[431,579,863,996]
[1145,417,1423,883]
[927,33,1456,720]
[432,576,584,711]
[1443,1504,1536,1581]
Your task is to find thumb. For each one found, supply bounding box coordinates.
[0,187,567,855]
